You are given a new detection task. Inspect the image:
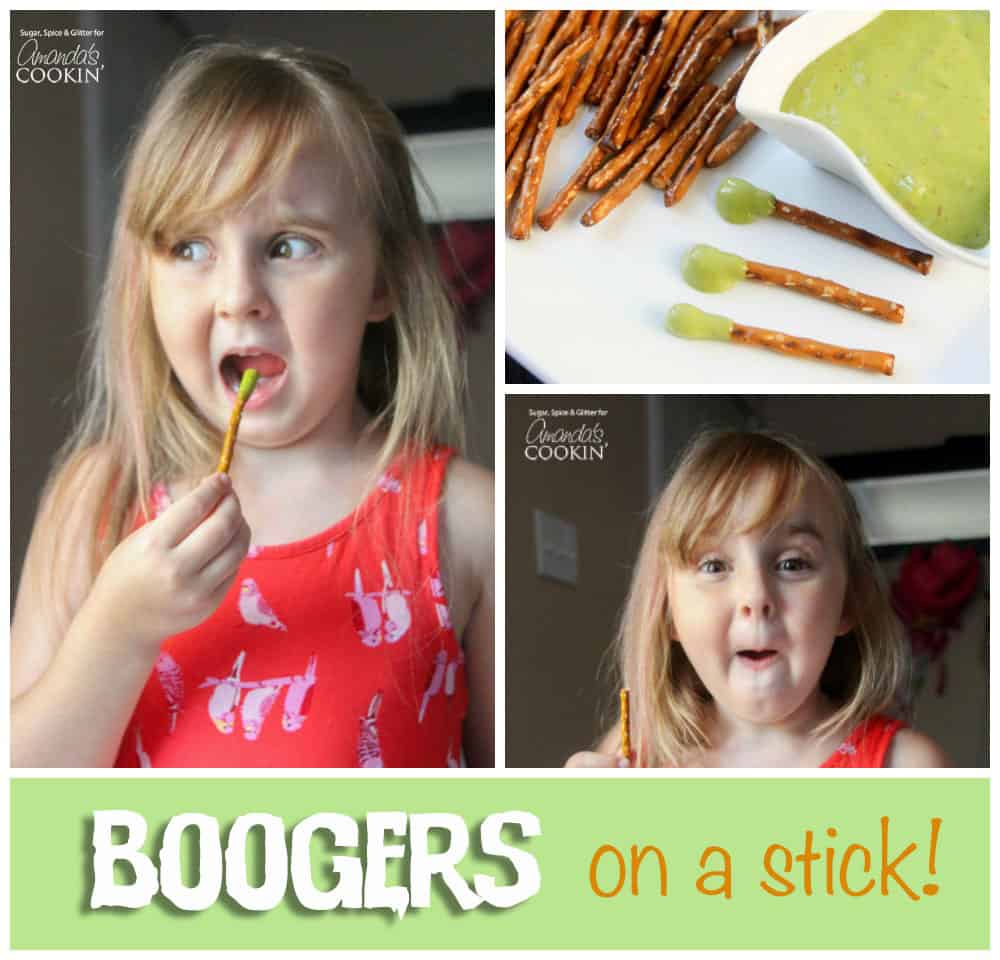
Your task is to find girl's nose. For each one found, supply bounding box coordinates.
[215,254,272,323]
[739,570,774,619]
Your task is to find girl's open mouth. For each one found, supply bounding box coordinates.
[736,649,778,670]
[220,351,287,409]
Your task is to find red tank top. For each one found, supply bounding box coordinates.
[114,448,467,768]
[820,714,904,768]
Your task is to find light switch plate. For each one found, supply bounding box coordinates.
[533,509,578,586]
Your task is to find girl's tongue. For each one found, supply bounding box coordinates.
[232,354,285,377]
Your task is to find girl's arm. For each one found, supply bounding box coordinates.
[440,458,494,767]
[12,455,250,767]
[885,728,949,768]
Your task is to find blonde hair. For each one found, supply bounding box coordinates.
[35,42,465,592]
[616,430,906,767]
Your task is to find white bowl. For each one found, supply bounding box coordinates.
[736,11,989,269]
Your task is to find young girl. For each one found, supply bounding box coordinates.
[567,430,946,769]
[12,43,494,768]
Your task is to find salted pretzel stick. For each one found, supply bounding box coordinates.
[588,83,716,192]
[505,10,521,30]
[510,70,572,240]
[704,13,772,167]
[506,17,527,68]
[602,11,682,151]
[626,9,706,142]
[586,18,652,140]
[536,141,611,230]
[217,369,258,474]
[731,15,797,44]
[562,10,622,124]
[706,120,759,167]
[650,46,760,189]
[744,258,905,323]
[770,195,935,275]
[665,304,895,376]
[586,13,636,105]
[665,100,737,206]
[509,11,585,146]
[505,27,594,136]
[505,110,539,208]
[506,11,560,105]
[652,11,744,129]
[620,688,632,763]
[773,202,934,275]
[558,10,604,127]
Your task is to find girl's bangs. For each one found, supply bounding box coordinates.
[140,106,320,248]
[663,441,808,565]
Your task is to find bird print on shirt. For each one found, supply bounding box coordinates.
[238,577,288,631]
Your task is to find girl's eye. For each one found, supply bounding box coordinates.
[697,558,727,575]
[777,556,811,573]
[171,239,211,263]
[271,235,317,259]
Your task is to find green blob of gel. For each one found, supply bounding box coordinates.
[716,177,776,224]
[665,304,734,342]
[681,244,747,293]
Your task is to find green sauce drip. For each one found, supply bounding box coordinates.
[716,177,776,224]
[681,244,747,293]
[781,11,989,249]
[665,304,734,342]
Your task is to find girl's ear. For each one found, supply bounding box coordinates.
[368,275,392,324]
[836,605,854,637]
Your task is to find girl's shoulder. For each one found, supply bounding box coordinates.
[884,727,949,768]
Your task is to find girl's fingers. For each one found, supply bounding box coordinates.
[566,751,619,768]
[175,489,246,575]
[157,474,231,548]
[197,521,252,593]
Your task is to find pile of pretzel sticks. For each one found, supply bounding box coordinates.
[505,10,795,239]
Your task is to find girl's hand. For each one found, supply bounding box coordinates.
[82,474,251,656]
[565,750,632,768]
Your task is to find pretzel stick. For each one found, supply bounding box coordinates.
[217,369,258,474]
[562,10,622,124]
[602,11,681,151]
[586,18,652,140]
[731,15,797,44]
[706,120,759,167]
[505,110,539,208]
[505,28,594,136]
[505,10,521,30]
[650,46,760,189]
[509,71,572,240]
[536,141,611,230]
[665,304,895,376]
[772,199,935,275]
[620,688,632,763]
[636,10,663,25]
[733,322,895,375]
[506,12,580,161]
[626,9,705,142]
[652,11,744,129]
[559,10,604,127]
[703,12,772,167]
[506,11,560,105]
[744,259,905,323]
[587,13,636,105]
[588,83,716,192]
[506,17,527,68]
[664,100,737,206]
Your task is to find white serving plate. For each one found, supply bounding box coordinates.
[506,14,989,386]
[736,11,989,270]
